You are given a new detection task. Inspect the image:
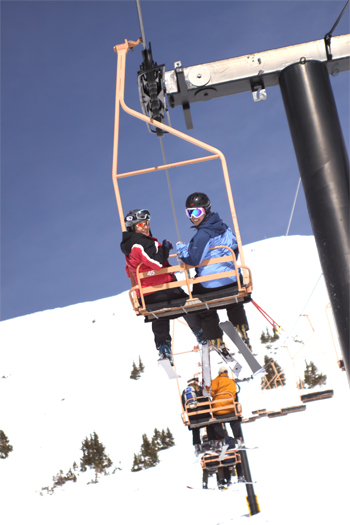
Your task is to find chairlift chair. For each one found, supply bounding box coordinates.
[112,39,253,320]
[201,450,241,470]
[181,392,242,429]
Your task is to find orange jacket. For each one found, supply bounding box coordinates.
[211,373,237,415]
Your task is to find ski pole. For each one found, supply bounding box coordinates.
[251,300,284,333]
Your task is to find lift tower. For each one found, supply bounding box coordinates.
[164,34,350,384]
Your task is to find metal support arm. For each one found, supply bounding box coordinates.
[165,34,349,112]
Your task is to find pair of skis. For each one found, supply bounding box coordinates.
[201,321,264,392]
[187,480,257,490]
[159,321,265,380]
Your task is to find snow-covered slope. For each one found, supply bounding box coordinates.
[1,236,348,525]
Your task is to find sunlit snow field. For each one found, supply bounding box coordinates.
[1,236,349,524]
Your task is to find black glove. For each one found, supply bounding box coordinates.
[162,239,173,251]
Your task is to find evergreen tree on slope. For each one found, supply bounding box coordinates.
[261,355,286,388]
[80,432,113,474]
[0,430,13,459]
[303,360,327,388]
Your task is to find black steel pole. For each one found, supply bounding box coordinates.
[279,60,350,383]
[239,423,260,515]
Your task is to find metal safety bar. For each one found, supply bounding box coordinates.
[129,245,252,316]
[181,392,242,427]
[201,450,241,470]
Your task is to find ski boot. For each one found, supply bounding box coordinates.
[237,475,247,483]
[157,343,174,366]
[194,444,202,457]
[235,324,252,351]
[193,329,207,345]
[209,440,221,454]
[234,438,245,449]
[209,338,233,358]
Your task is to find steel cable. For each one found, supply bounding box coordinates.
[135,0,181,241]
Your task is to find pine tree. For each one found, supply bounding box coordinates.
[165,428,175,448]
[303,360,327,388]
[159,429,168,450]
[261,355,286,389]
[80,432,113,474]
[131,453,143,472]
[260,327,280,347]
[260,328,269,344]
[130,361,141,380]
[52,470,67,488]
[138,356,145,374]
[140,433,159,469]
[151,428,163,451]
[0,430,13,459]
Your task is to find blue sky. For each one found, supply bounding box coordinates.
[1,0,349,321]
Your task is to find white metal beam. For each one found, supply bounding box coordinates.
[165,34,350,107]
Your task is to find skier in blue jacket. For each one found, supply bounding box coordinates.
[176,192,251,350]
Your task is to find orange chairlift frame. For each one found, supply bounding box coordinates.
[112,39,253,319]
[201,450,241,470]
[181,392,242,428]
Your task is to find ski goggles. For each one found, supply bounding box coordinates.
[186,207,206,219]
[135,209,151,220]
[135,220,150,228]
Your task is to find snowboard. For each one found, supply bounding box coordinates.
[157,358,180,379]
[219,321,265,376]
[207,341,243,378]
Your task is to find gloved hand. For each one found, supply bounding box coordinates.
[162,239,173,251]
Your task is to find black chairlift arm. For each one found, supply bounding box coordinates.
[138,42,167,136]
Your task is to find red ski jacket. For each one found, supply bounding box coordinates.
[120,231,175,297]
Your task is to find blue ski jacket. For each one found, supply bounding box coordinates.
[176,212,239,288]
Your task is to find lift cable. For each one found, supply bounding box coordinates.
[159,137,181,241]
[281,273,324,347]
[324,0,349,59]
[135,0,147,50]
[286,177,301,236]
[135,0,181,241]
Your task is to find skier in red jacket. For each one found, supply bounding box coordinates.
[120,209,205,364]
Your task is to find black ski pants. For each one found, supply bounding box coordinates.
[191,424,218,446]
[192,282,249,340]
[144,287,202,349]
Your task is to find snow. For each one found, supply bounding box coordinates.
[0,235,349,525]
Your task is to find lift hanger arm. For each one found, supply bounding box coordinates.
[165,34,350,111]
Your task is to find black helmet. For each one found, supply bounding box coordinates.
[185,192,211,215]
[124,209,151,231]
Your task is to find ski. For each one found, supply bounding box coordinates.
[231,480,257,485]
[219,321,265,376]
[218,444,229,460]
[235,445,258,451]
[201,342,212,396]
[157,358,180,379]
[187,486,217,491]
[187,485,240,491]
[207,342,243,378]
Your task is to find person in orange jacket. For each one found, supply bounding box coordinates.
[211,365,238,415]
[211,366,244,448]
